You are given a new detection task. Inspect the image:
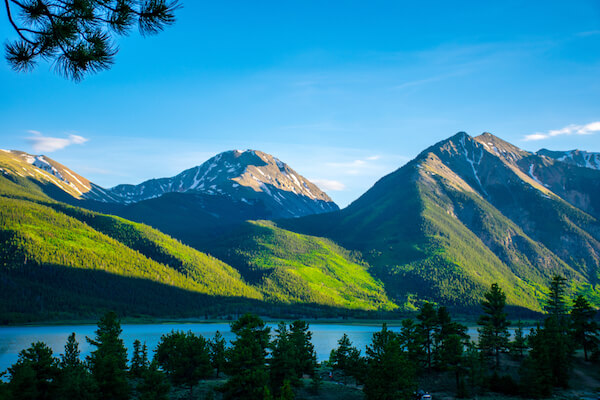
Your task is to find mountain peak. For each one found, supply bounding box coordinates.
[474,131,530,163]
[105,149,339,218]
[537,148,600,170]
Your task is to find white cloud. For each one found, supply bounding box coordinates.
[522,121,600,141]
[26,131,89,152]
[311,179,346,191]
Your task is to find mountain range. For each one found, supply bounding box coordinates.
[1,133,598,321]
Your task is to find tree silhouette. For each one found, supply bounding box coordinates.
[4,0,180,81]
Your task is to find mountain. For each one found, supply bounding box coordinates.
[0,164,388,322]
[105,150,338,219]
[537,148,600,171]
[0,149,339,247]
[280,132,600,310]
[0,149,115,202]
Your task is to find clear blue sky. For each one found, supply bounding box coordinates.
[1,1,599,207]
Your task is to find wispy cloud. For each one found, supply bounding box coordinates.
[311,179,346,191]
[523,121,600,141]
[26,131,89,152]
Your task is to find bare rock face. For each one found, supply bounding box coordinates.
[104,149,338,218]
[0,148,338,220]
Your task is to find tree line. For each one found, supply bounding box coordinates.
[1,275,598,400]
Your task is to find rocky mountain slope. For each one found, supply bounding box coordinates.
[0,169,386,322]
[280,132,600,310]
[537,148,600,170]
[0,149,338,227]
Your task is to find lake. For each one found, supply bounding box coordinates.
[0,322,528,373]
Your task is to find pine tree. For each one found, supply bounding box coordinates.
[329,333,365,385]
[270,322,297,394]
[398,318,424,367]
[7,342,60,400]
[56,333,98,400]
[154,330,211,400]
[137,361,170,400]
[289,320,317,379]
[4,0,181,80]
[477,283,510,369]
[363,324,416,400]
[222,313,271,400]
[209,330,227,378]
[86,311,130,400]
[570,295,599,361]
[130,339,145,378]
[417,302,437,369]
[510,321,527,359]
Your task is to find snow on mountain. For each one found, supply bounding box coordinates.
[99,149,339,218]
[537,149,600,170]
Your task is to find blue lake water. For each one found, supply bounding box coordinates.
[0,323,527,374]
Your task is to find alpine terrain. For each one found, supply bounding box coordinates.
[1,132,599,322]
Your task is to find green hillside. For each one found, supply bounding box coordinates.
[202,220,397,311]
[279,134,600,311]
[0,173,266,322]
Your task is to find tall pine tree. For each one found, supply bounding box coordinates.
[86,311,130,400]
[477,283,510,369]
[570,295,599,361]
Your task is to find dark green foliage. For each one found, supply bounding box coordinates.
[4,0,180,80]
[329,333,365,385]
[209,331,227,378]
[7,341,60,400]
[363,324,415,400]
[433,306,468,369]
[270,322,298,393]
[86,311,130,400]
[519,325,553,398]
[136,362,170,400]
[545,275,570,320]
[510,320,527,359]
[222,313,271,400]
[279,379,295,400]
[570,295,599,361]
[477,283,510,369]
[309,368,322,395]
[56,333,98,400]
[289,320,317,378]
[417,302,437,369]
[464,342,486,397]
[130,339,147,378]
[398,318,424,366]
[154,330,211,398]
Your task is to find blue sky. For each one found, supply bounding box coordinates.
[1,1,599,207]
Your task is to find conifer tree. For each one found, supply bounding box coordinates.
[209,330,227,378]
[363,324,415,400]
[417,302,437,370]
[329,333,365,385]
[86,311,130,400]
[399,318,424,367]
[7,341,60,400]
[570,295,599,361]
[477,283,510,369]
[270,322,297,394]
[222,313,271,400]
[510,321,527,359]
[137,361,170,400]
[154,330,211,400]
[289,320,317,378]
[56,333,98,400]
[4,0,181,80]
[130,339,145,378]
